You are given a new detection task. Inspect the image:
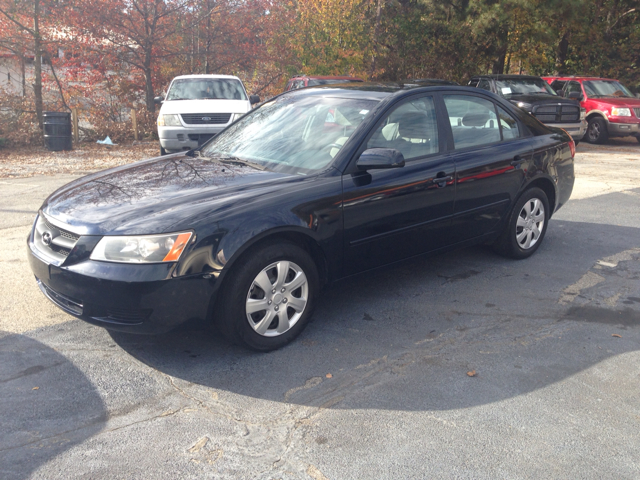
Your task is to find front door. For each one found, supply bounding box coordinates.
[342,94,456,276]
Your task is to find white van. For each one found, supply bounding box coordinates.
[155,74,259,155]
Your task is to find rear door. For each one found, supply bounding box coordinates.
[441,93,532,244]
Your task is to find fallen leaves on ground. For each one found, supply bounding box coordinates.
[612,334,622,338]
[325,373,333,379]
[0,142,159,178]
[467,370,477,377]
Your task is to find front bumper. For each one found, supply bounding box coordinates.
[546,120,587,141]
[27,240,217,334]
[158,125,228,152]
[608,121,640,137]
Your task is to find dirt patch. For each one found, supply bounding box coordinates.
[0,142,159,179]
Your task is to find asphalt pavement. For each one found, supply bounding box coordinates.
[1,139,639,479]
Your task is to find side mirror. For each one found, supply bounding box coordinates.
[154,96,164,105]
[567,91,583,101]
[356,148,405,170]
[249,95,260,105]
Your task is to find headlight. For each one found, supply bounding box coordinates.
[230,113,244,122]
[90,232,193,263]
[610,107,631,117]
[580,108,586,120]
[157,114,182,126]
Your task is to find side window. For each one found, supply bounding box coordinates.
[567,81,582,96]
[367,96,439,160]
[550,80,566,94]
[444,95,500,149]
[497,106,520,140]
[477,79,491,91]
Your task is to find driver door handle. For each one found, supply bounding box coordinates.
[430,174,453,188]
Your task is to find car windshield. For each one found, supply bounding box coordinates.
[201,95,378,174]
[583,80,633,98]
[166,78,247,101]
[307,79,361,86]
[494,78,557,97]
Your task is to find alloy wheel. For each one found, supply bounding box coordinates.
[515,197,545,250]
[245,260,308,337]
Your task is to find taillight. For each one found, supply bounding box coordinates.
[560,129,575,158]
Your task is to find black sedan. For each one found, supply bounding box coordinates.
[28,83,575,351]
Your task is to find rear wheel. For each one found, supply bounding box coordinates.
[160,146,167,156]
[493,187,550,259]
[215,242,319,351]
[586,117,609,144]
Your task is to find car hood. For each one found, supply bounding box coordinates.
[159,99,251,115]
[41,154,297,235]
[589,97,640,108]
[507,94,577,106]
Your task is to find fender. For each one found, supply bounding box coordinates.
[585,110,609,122]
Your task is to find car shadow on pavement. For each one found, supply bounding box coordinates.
[109,215,640,413]
[0,331,107,480]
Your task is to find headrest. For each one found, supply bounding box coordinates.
[398,112,430,139]
[462,112,490,127]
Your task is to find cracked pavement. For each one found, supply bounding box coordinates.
[1,138,639,479]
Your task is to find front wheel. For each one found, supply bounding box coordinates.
[493,187,550,259]
[160,145,167,156]
[215,242,319,351]
[586,117,609,144]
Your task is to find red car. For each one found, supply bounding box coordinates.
[284,75,364,92]
[543,76,640,144]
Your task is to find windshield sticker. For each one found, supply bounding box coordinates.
[501,87,512,94]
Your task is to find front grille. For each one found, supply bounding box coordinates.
[42,217,80,241]
[633,108,640,118]
[532,104,580,123]
[33,215,81,264]
[180,113,231,125]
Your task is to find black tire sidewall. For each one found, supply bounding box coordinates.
[497,187,550,259]
[587,117,608,144]
[216,242,319,351]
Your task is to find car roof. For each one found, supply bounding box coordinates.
[473,74,545,81]
[280,82,487,102]
[171,74,242,80]
[545,76,620,82]
[289,75,364,81]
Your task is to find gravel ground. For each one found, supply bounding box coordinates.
[0,142,159,178]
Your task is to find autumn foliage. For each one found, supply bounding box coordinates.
[1,0,639,146]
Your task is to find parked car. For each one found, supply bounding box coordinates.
[28,83,574,351]
[543,76,640,144]
[155,74,260,155]
[469,74,587,143]
[284,75,364,92]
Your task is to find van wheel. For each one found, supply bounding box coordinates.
[160,146,167,156]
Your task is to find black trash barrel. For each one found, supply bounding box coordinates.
[43,111,72,151]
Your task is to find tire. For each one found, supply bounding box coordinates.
[215,242,319,351]
[586,117,609,144]
[493,187,550,259]
[574,139,580,146]
[160,146,167,156]
[636,135,640,144]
